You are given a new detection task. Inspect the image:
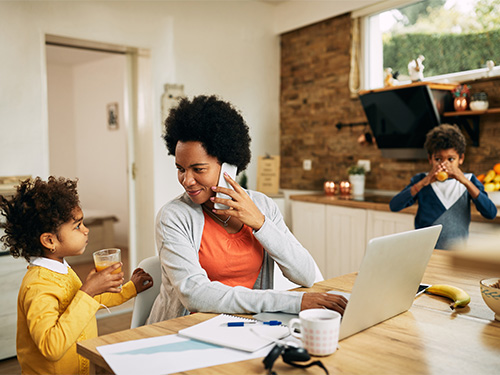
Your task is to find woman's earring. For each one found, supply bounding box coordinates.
[50,247,56,253]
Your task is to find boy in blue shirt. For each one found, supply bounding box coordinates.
[390,124,497,249]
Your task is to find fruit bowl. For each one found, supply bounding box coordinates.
[480,278,500,321]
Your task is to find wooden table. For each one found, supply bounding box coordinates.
[77,250,500,374]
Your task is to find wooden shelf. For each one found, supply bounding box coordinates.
[441,107,500,147]
[443,107,500,117]
[359,81,456,95]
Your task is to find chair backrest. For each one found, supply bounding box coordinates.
[130,255,161,328]
[273,260,324,291]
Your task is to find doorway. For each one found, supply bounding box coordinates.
[46,44,129,277]
[45,35,155,278]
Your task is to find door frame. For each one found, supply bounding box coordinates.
[44,34,155,269]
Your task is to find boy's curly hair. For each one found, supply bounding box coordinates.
[0,176,80,262]
[163,95,251,173]
[424,124,466,156]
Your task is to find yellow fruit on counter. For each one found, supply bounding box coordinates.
[484,170,496,183]
[496,182,500,191]
[484,183,496,192]
[426,284,471,309]
[436,171,448,182]
[494,175,500,183]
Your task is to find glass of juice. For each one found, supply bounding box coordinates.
[93,248,122,274]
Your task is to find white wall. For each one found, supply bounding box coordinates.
[272,0,380,34]
[0,0,280,218]
[0,0,281,246]
[0,0,381,256]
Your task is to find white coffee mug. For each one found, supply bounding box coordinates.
[289,308,341,356]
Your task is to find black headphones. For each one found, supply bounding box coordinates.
[263,342,329,375]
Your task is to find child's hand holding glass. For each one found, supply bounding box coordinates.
[80,262,124,297]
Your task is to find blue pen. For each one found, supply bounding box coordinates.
[227,320,282,327]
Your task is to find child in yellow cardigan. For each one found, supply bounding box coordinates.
[0,176,153,375]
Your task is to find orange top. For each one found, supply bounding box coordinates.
[199,211,264,288]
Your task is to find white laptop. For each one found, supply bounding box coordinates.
[255,225,442,340]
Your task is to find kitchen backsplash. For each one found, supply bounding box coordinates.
[280,13,500,192]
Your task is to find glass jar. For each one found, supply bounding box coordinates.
[470,92,489,111]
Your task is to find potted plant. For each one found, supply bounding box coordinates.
[347,165,366,197]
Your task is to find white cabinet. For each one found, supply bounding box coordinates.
[325,206,367,278]
[291,197,500,280]
[291,201,326,277]
[292,201,367,279]
[366,210,414,241]
[0,255,27,359]
[291,201,416,279]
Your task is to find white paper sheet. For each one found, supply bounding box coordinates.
[97,334,273,375]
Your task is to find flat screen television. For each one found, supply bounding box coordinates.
[359,85,448,159]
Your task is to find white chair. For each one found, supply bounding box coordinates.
[273,260,324,291]
[130,255,162,328]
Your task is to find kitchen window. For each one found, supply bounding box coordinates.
[355,0,500,90]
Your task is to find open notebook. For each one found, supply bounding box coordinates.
[178,314,289,352]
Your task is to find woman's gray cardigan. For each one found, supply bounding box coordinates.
[147,190,316,323]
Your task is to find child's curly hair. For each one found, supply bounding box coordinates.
[0,176,80,262]
[424,124,466,156]
[163,95,252,173]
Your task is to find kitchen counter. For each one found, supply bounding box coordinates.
[290,193,500,224]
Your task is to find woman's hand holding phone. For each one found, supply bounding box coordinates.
[211,168,265,231]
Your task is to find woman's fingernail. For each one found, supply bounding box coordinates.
[224,172,228,177]
[210,197,214,201]
[211,186,217,190]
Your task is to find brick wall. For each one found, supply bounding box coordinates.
[280,13,500,192]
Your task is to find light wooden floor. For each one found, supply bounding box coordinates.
[0,248,133,375]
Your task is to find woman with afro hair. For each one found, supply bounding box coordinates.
[148,95,347,323]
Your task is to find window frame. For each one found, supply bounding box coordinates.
[356,0,500,91]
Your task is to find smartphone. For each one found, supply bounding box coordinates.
[214,163,238,210]
[416,283,431,297]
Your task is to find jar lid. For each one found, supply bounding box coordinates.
[471,92,488,101]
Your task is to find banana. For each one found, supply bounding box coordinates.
[426,284,471,310]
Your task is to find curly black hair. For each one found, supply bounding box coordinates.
[163,95,252,173]
[424,124,466,156]
[0,176,80,262]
